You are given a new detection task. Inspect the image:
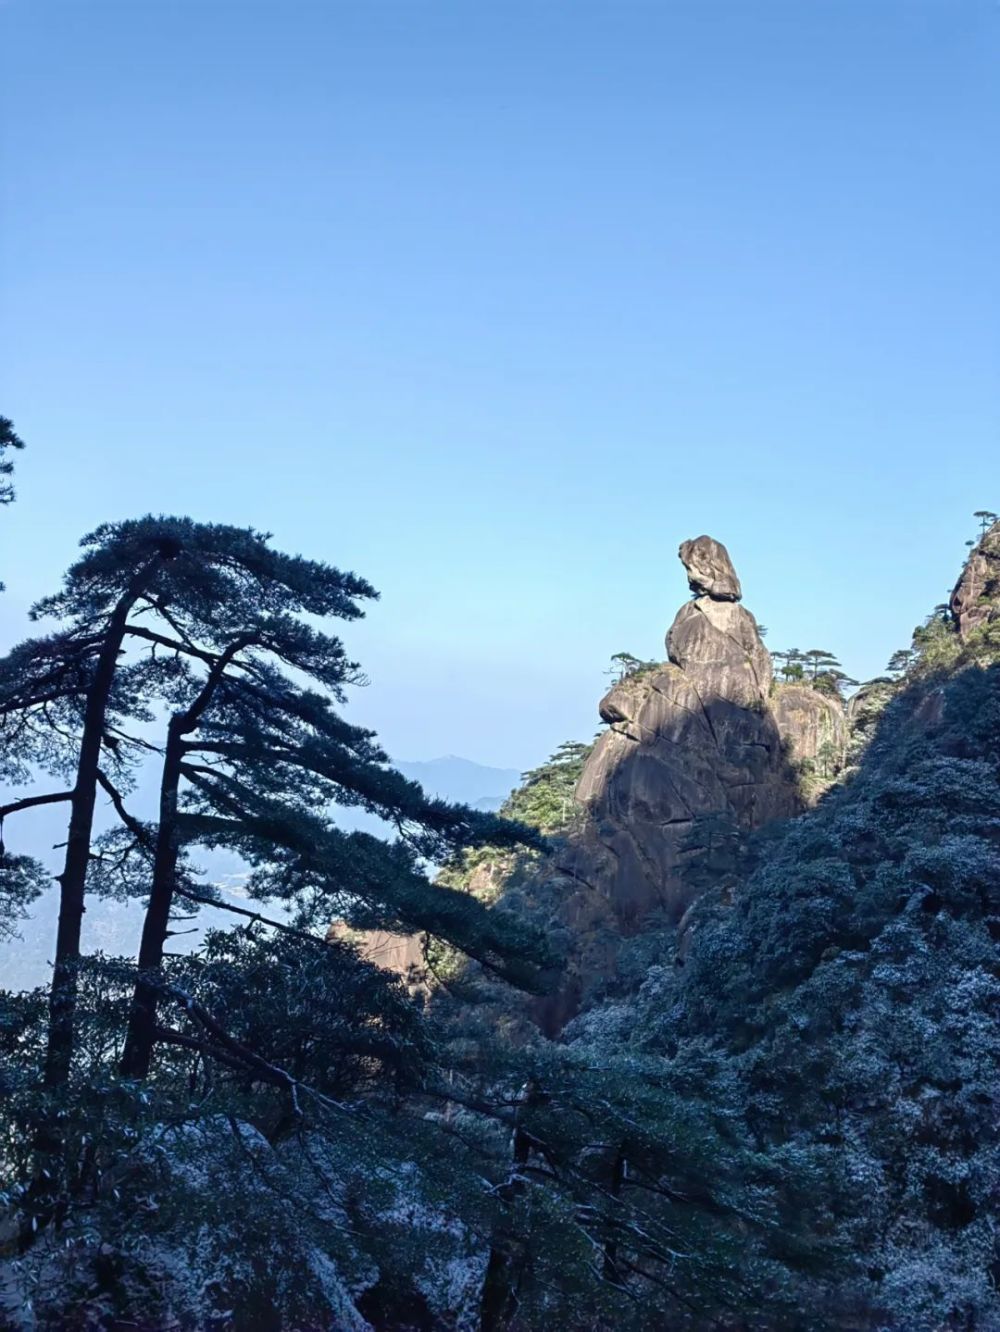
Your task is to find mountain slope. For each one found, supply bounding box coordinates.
[556,524,1000,1326]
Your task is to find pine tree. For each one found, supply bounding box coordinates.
[0,416,24,507]
[0,517,550,1082]
[503,740,593,836]
[781,648,806,682]
[108,654,552,1078]
[606,652,658,684]
[803,647,840,679]
[886,647,918,677]
[0,515,553,1260]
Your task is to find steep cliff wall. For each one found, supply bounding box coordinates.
[771,681,847,797]
[951,517,1000,638]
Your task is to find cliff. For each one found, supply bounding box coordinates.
[437,528,1000,1324]
[771,681,847,790]
[951,516,1000,639]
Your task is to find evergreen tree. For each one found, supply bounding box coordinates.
[0,415,25,591]
[503,740,592,836]
[106,652,551,1079]
[0,517,378,1088]
[0,415,24,507]
[803,647,840,679]
[776,648,807,682]
[605,652,658,684]
[886,647,918,677]
[0,517,552,1253]
[812,667,859,698]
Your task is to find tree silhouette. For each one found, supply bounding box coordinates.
[606,651,658,683]
[803,648,840,679]
[0,416,24,507]
[887,648,918,677]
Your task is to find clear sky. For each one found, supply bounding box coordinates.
[2,2,997,770]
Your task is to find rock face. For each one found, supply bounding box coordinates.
[950,518,1000,638]
[771,683,847,774]
[677,534,742,601]
[327,923,426,981]
[562,538,800,943]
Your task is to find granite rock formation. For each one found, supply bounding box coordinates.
[771,682,847,776]
[563,537,800,933]
[677,534,743,600]
[950,518,1000,638]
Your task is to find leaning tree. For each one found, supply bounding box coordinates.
[0,517,551,1234]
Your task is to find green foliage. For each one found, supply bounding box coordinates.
[430,741,594,993]
[909,604,962,674]
[436,740,593,907]
[605,651,660,685]
[503,740,593,837]
[0,853,47,943]
[0,416,24,507]
[770,647,856,697]
[973,508,998,537]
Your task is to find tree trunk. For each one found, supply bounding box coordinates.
[22,554,169,1252]
[119,719,183,1078]
[480,1083,539,1332]
[120,636,246,1079]
[43,555,166,1089]
[602,1147,626,1286]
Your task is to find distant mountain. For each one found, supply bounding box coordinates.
[394,756,520,807]
[0,755,523,991]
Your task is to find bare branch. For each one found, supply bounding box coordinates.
[174,886,331,946]
[95,768,153,848]
[0,789,73,819]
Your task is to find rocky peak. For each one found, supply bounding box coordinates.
[950,518,1000,638]
[667,535,771,707]
[541,536,802,1028]
[678,534,743,601]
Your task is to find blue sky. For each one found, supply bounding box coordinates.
[2,1,997,770]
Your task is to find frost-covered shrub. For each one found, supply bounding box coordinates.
[568,663,1000,1327]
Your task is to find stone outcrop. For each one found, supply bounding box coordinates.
[771,682,847,773]
[678,534,742,601]
[327,923,426,981]
[562,537,801,939]
[950,518,1000,638]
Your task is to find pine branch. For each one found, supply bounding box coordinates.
[0,789,73,819]
[124,625,222,667]
[157,982,355,1118]
[173,885,331,946]
[95,768,153,848]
